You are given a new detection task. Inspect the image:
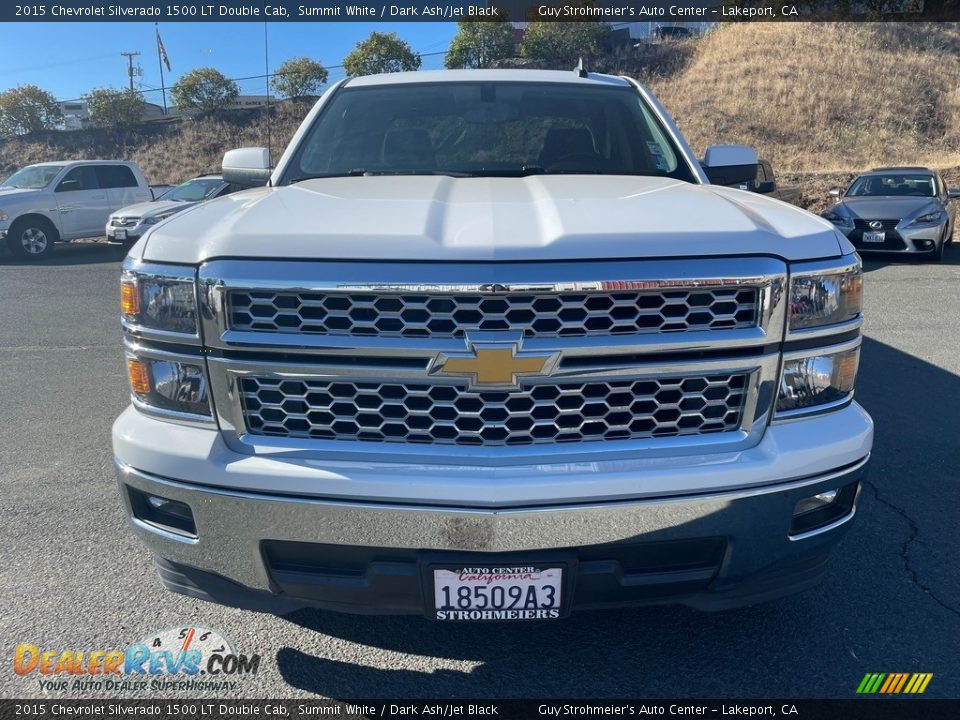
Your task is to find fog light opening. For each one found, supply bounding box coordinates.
[127,486,197,538]
[790,481,859,537]
[916,239,935,250]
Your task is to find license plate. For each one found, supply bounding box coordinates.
[862,230,885,243]
[114,228,127,240]
[432,565,564,621]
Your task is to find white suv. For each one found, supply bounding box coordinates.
[0,160,151,260]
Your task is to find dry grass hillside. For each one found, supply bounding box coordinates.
[0,102,309,184]
[1,23,959,212]
[647,23,960,173]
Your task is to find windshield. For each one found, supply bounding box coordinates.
[1,164,66,190]
[846,173,936,198]
[283,82,694,182]
[158,178,224,202]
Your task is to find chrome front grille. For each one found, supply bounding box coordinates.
[239,373,749,447]
[227,286,760,339]
[201,259,787,458]
[111,217,138,227]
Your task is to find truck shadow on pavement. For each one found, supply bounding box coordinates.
[0,241,126,266]
[272,334,960,698]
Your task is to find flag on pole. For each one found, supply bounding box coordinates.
[157,30,171,72]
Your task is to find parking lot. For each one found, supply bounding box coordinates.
[1,242,958,699]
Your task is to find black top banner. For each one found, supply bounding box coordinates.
[3,0,959,23]
[2,700,960,720]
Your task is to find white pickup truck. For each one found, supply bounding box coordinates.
[113,69,872,619]
[0,160,151,260]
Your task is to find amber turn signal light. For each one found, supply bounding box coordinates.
[121,280,140,316]
[127,359,151,395]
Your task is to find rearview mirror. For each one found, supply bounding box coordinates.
[222,147,271,187]
[756,180,776,194]
[701,145,759,186]
[948,188,960,200]
[829,188,844,199]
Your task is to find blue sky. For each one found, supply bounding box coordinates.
[0,22,459,103]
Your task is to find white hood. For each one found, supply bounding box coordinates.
[0,187,41,203]
[142,175,844,264]
[112,199,193,220]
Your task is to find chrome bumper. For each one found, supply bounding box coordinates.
[116,455,868,613]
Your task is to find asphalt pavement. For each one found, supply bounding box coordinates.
[1,242,958,700]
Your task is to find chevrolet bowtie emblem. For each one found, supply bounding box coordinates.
[432,335,558,390]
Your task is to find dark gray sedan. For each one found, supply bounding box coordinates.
[823,167,959,261]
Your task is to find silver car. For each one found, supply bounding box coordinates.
[106,174,239,245]
[823,167,959,261]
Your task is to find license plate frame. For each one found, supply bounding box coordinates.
[424,558,574,621]
[862,230,885,243]
[113,228,127,241]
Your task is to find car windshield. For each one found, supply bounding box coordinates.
[283,81,694,182]
[158,178,223,202]
[1,164,65,189]
[846,173,936,198]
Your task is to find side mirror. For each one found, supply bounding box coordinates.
[829,188,844,199]
[56,179,80,192]
[702,145,759,186]
[222,147,271,187]
[755,180,776,194]
[948,188,960,200]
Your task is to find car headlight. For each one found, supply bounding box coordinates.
[788,256,862,332]
[143,213,174,226]
[777,341,860,414]
[126,353,212,419]
[908,211,945,227]
[121,262,198,337]
[822,210,853,228]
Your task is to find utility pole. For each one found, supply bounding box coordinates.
[121,51,141,91]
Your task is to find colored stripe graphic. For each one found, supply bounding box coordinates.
[857,673,932,694]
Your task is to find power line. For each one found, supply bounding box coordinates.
[51,50,450,105]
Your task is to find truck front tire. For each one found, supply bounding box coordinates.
[6,217,58,260]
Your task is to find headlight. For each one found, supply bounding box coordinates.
[121,263,198,337]
[143,213,174,226]
[127,354,211,419]
[788,257,862,332]
[777,342,860,414]
[822,210,852,228]
[908,211,945,227]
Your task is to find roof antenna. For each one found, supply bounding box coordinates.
[574,58,588,78]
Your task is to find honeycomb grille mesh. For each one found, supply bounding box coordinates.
[239,373,749,447]
[227,287,760,339]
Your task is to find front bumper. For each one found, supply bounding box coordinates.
[113,403,872,615]
[843,221,947,254]
[105,224,143,243]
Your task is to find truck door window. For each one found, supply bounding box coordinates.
[96,165,138,188]
[56,166,99,192]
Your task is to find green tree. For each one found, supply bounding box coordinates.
[521,22,610,67]
[171,68,239,112]
[445,20,516,69]
[0,85,62,136]
[84,87,145,128]
[342,32,421,77]
[271,57,329,99]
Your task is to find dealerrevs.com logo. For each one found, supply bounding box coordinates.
[13,626,260,693]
